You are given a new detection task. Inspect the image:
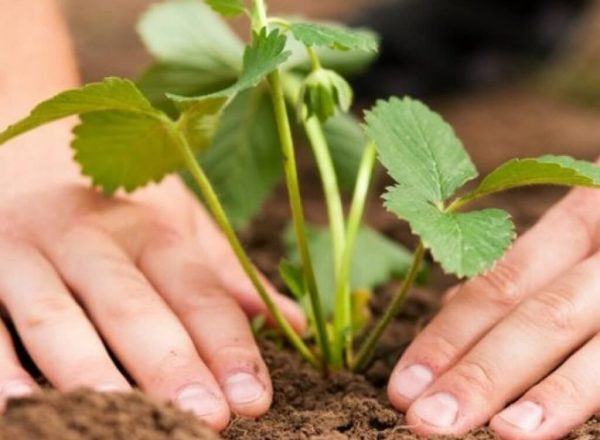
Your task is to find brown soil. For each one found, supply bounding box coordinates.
[0,390,218,440]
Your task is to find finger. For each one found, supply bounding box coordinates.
[44,225,231,430]
[0,235,129,392]
[491,333,600,440]
[405,252,600,436]
[191,206,307,333]
[0,319,36,411]
[139,234,273,418]
[388,189,600,409]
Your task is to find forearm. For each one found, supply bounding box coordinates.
[0,0,81,192]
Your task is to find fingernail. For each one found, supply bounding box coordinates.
[395,364,434,400]
[176,385,222,417]
[224,372,265,405]
[2,381,34,399]
[498,401,544,432]
[413,392,459,427]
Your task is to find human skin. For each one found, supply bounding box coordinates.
[389,174,600,439]
[0,0,305,431]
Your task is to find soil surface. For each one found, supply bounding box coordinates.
[0,390,218,440]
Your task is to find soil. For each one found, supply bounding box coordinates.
[0,390,218,440]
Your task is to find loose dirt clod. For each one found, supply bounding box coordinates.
[0,390,218,440]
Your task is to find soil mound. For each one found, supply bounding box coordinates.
[0,390,218,440]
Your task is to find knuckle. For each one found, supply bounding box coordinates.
[452,358,498,398]
[145,222,188,251]
[103,282,164,322]
[22,294,81,330]
[147,348,199,389]
[178,289,237,318]
[557,195,599,246]
[522,286,578,333]
[419,329,464,366]
[467,260,523,311]
[541,373,587,407]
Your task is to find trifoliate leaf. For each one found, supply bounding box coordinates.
[323,112,367,190]
[137,0,243,71]
[464,155,600,202]
[0,78,158,145]
[181,88,282,227]
[365,97,477,203]
[284,225,416,315]
[205,0,245,17]
[290,21,379,53]
[385,188,515,278]
[72,111,180,194]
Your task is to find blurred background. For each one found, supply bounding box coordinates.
[58,0,600,174]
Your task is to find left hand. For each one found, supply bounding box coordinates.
[387,183,600,440]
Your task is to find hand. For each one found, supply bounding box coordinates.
[388,182,600,440]
[0,126,304,431]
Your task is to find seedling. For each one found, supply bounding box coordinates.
[2,0,600,374]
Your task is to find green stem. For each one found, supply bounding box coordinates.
[303,117,347,368]
[352,242,426,372]
[282,73,346,367]
[267,68,331,367]
[334,142,377,367]
[303,119,346,280]
[168,123,319,369]
[252,0,330,366]
[306,46,322,71]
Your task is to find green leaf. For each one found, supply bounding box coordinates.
[323,112,367,190]
[465,155,600,201]
[284,225,415,315]
[282,36,378,76]
[174,95,229,151]
[72,111,180,194]
[385,188,515,278]
[365,97,477,203]
[290,21,379,53]
[225,28,291,95]
[205,0,245,17]
[181,88,282,227]
[136,62,237,116]
[169,28,291,104]
[137,0,243,72]
[0,78,158,145]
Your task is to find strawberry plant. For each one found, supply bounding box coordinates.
[2,0,600,374]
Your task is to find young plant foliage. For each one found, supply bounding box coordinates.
[4,0,600,373]
[205,0,246,17]
[290,22,379,53]
[284,225,417,315]
[460,155,600,204]
[367,97,600,278]
[137,0,243,72]
[182,88,282,227]
[168,28,291,104]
